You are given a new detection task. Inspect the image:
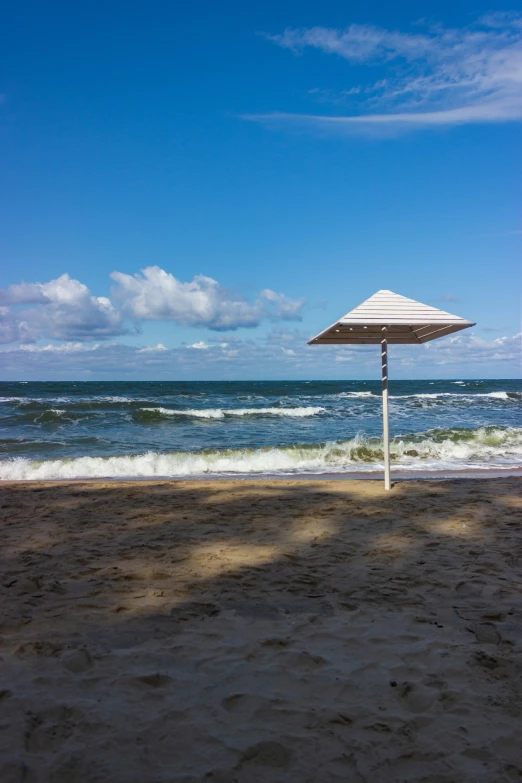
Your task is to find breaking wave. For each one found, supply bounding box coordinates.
[393,391,517,400]
[1,426,520,480]
[34,409,68,422]
[329,390,519,404]
[134,406,326,420]
[335,391,375,398]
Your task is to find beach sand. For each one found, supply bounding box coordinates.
[1,477,521,782]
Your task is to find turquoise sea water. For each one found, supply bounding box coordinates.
[0,380,520,479]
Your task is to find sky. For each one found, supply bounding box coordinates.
[0,0,520,380]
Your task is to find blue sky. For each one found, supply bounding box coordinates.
[0,0,520,380]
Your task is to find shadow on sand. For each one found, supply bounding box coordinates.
[0,477,521,782]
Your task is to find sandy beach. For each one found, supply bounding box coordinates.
[1,477,521,782]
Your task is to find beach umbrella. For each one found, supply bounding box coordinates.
[308,290,475,490]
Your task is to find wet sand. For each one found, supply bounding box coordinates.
[1,477,521,782]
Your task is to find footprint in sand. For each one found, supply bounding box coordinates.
[221,693,266,713]
[170,602,220,622]
[260,637,291,648]
[396,682,437,713]
[467,622,501,644]
[237,741,292,770]
[275,650,328,671]
[24,706,84,753]
[15,641,63,659]
[13,576,41,596]
[135,673,172,687]
[454,580,486,598]
[61,649,92,674]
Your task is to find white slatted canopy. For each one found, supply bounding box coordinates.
[308,290,475,490]
[308,290,475,345]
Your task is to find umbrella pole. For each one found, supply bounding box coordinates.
[381,328,391,490]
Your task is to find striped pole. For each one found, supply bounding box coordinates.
[381,327,391,490]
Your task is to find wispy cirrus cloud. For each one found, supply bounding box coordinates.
[246,13,522,135]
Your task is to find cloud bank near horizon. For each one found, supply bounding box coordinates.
[1,269,519,376]
[1,328,520,379]
[0,267,305,344]
[246,13,522,135]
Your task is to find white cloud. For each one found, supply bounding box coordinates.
[249,15,522,134]
[187,341,211,350]
[0,268,305,344]
[260,288,305,320]
[0,307,40,344]
[19,342,101,353]
[1,329,519,379]
[424,331,521,365]
[0,274,125,344]
[186,340,231,351]
[111,266,305,330]
[0,282,51,305]
[137,343,168,353]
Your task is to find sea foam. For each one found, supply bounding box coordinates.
[1,426,520,480]
[136,406,326,419]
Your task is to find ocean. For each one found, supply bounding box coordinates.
[0,379,520,480]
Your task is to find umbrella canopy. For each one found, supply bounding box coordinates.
[308,290,475,489]
[308,289,475,345]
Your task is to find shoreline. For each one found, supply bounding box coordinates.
[1,465,521,484]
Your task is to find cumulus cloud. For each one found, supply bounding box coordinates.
[0,274,126,344]
[187,341,211,350]
[111,266,305,331]
[0,268,305,344]
[0,282,51,305]
[247,14,522,134]
[0,308,40,344]
[137,343,168,353]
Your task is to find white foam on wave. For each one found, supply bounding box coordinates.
[33,409,68,422]
[394,391,513,400]
[333,390,517,403]
[336,391,375,398]
[2,427,520,480]
[97,396,134,403]
[139,406,326,419]
[140,407,224,419]
[1,395,135,405]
